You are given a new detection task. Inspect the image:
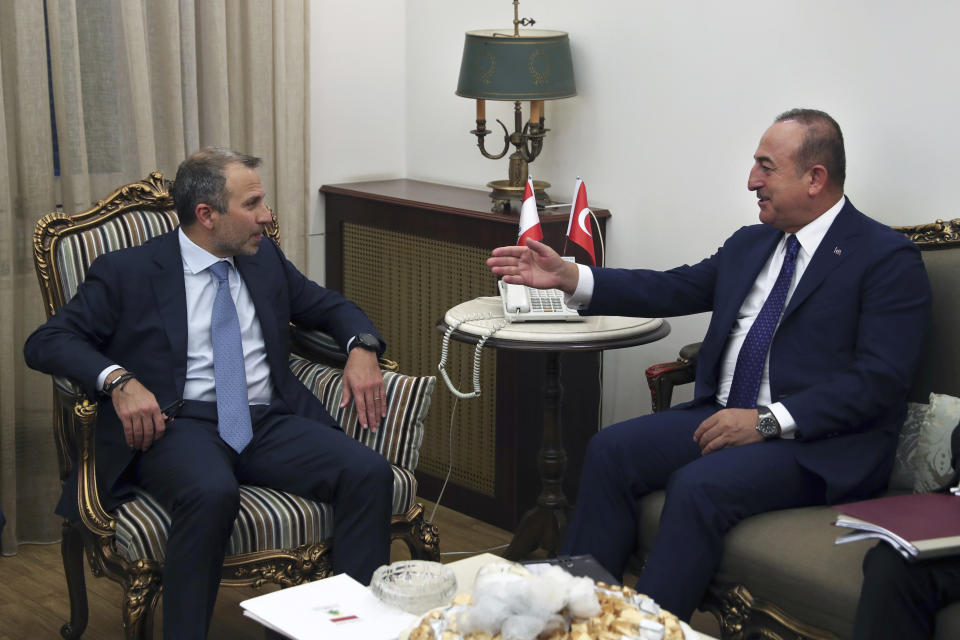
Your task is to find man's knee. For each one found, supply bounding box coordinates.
[346,445,393,488]
[584,423,624,467]
[863,542,911,586]
[174,477,241,524]
[661,465,731,529]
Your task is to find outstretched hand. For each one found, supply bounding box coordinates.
[486,239,580,294]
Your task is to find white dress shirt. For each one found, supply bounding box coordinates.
[566,196,847,436]
[98,229,274,405]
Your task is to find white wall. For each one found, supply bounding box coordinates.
[312,0,960,426]
[307,0,407,282]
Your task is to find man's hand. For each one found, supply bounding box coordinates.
[110,374,166,451]
[341,348,386,432]
[693,408,763,454]
[486,238,580,294]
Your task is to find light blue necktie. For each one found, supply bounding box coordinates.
[209,261,253,453]
[726,235,801,409]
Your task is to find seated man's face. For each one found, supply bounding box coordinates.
[210,163,271,257]
[747,119,814,233]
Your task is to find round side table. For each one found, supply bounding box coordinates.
[439,296,670,559]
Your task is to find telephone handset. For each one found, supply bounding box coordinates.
[498,280,583,321]
[439,282,583,398]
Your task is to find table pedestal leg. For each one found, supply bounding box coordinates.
[504,352,572,559]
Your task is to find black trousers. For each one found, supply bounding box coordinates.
[853,543,960,639]
[133,400,393,640]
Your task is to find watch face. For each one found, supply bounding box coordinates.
[757,411,780,438]
[757,419,778,437]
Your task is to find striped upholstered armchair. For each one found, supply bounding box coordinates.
[31,172,438,640]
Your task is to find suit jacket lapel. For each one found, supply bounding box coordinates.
[149,231,189,394]
[235,250,284,374]
[783,201,862,318]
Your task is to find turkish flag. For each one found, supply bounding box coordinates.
[566,178,596,265]
[517,177,543,246]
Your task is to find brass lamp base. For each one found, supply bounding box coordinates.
[487,179,552,213]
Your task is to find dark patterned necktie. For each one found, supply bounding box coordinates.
[209,261,253,452]
[726,235,801,409]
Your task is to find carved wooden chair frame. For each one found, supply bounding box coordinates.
[32,173,439,639]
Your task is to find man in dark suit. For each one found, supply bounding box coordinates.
[487,109,931,620]
[24,148,394,639]
[852,423,960,639]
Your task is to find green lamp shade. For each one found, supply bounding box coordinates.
[456,29,576,101]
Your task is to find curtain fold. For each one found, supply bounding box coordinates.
[0,0,308,555]
[0,0,63,554]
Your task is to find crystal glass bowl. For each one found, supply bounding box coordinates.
[370,560,458,615]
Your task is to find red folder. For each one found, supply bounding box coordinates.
[833,492,960,559]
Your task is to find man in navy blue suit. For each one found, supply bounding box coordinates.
[488,109,931,620]
[25,149,394,639]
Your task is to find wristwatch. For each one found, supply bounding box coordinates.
[350,333,380,353]
[756,405,782,440]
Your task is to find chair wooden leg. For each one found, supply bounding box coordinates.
[121,564,162,640]
[60,520,89,640]
[391,504,440,561]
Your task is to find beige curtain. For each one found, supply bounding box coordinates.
[0,0,308,555]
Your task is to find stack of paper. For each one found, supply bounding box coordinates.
[240,573,416,640]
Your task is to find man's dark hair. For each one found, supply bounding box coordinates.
[172,148,261,226]
[775,108,845,189]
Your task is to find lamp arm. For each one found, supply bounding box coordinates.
[518,119,547,163]
[472,118,511,160]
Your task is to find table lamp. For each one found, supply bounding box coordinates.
[456,0,576,211]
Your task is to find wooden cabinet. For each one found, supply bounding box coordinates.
[321,179,610,530]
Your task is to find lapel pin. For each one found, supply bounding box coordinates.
[834,246,842,256]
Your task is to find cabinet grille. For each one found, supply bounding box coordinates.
[342,223,498,496]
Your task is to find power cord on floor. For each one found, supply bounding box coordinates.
[440,543,509,557]
[427,392,458,524]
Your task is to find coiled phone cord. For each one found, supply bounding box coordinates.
[437,314,509,399]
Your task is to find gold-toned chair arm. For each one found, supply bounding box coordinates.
[73,396,116,536]
[289,325,399,372]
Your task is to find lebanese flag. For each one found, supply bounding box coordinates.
[517,177,543,246]
[566,177,596,265]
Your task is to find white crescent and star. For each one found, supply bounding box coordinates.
[577,208,593,237]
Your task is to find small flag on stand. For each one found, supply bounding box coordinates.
[566,177,596,265]
[517,177,543,246]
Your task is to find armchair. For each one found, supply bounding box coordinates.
[642,219,960,639]
[31,173,439,639]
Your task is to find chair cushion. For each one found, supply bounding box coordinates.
[891,393,960,492]
[289,355,435,472]
[114,465,418,563]
[889,401,931,491]
[638,492,867,637]
[55,208,179,301]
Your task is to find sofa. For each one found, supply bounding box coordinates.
[642,218,960,640]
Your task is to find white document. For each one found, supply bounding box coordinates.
[240,573,417,640]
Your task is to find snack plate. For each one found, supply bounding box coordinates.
[398,603,699,640]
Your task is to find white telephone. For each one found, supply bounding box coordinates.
[498,279,583,321]
[438,281,583,399]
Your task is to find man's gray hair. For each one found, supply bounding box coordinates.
[172,148,261,226]
[775,108,845,189]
